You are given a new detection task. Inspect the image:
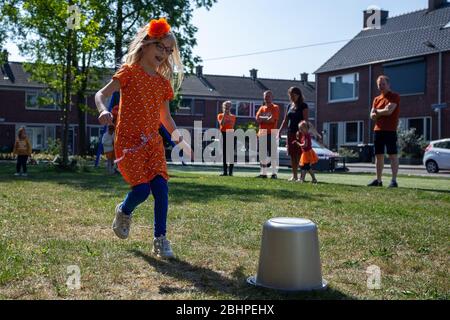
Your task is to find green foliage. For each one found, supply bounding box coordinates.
[45,138,62,156]
[398,128,428,159]
[338,147,358,158]
[236,122,258,132]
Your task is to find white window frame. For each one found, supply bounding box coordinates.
[344,121,364,145]
[175,98,193,115]
[25,90,61,111]
[328,73,359,103]
[231,100,259,118]
[400,117,432,141]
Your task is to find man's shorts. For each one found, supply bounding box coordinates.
[374,131,398,155]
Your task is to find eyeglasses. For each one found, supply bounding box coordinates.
[154,42,174,55]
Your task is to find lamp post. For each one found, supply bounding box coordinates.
[424,41,443,139]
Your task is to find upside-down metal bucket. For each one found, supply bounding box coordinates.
[247,217,327,291]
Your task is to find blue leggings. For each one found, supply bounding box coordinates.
[121,175,168,238]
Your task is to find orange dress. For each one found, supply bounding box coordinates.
[112,64,174,186]
[299,133,318,167]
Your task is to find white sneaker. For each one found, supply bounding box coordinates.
[112,203,132,239]
[152,235,174,259]
[288,176,297,182]
[14,173,20,176]
[21,173,27,177]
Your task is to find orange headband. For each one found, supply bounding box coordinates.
[147,18,171,39]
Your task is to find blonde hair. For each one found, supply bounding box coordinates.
[299,120,309,131]
[17,127,26,138]
[124,23,184,90]
[222,100,232,110]
[377,75,390,84]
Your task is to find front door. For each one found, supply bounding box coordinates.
[329,123,338,152]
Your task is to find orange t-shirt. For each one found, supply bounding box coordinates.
[112,64,174,186]
[256,104,279,136]
[217,113,236,132]
[373,91,400,132]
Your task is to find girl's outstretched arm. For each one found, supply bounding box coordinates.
[95,79,120,125]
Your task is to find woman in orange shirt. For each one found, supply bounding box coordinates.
[217,101,236,176]
[95,18,189,259]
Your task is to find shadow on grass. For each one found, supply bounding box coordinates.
[167,180,317,204]
[130,249,354,300]
[0,163,321,204]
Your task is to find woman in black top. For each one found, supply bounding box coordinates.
[278,87,308,181]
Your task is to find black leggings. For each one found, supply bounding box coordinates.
[16,155,28,173]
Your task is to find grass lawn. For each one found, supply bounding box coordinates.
[0,162,448,300]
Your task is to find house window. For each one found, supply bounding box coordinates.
[253,103,262,117]
[329,73,359,102]
[89,126,101,143]
[230,101,265,118]
[407,117,431,141]
[21,126,45,150]
[344,121,363,144]
[176,98,193,115]
[383,58,426,95]
[26,91,61,110]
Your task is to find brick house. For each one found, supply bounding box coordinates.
[175,66,316,135]
[0,61,103,154]
[315,0,450,151]
[0,62,315,153]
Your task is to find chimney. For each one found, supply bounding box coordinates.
[300,72,309,83]
[250,68,258,80]
[428,0,447,12]
[1,50,15,83]
[195,65,203,77]
[363,8,389,29]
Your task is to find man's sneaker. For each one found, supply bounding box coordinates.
[388,180,398,188]
[288,176,297,182]
[271,174,278,179]
[152,235,174,259]
[21,173,28,177]
[112,203,132,239]
[256,174,268,179]
[14,173,20,176]
[367,179,382,187]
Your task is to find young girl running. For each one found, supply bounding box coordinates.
[95,18,186,259]
[293,121,318,183]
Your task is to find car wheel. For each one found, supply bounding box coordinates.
[426,160,439,173]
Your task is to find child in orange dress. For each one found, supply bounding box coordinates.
[95,18,188,259]
[293,121,318,183]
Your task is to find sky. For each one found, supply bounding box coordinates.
[5,0,430,80]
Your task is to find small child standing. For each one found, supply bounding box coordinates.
[102,125,115,174]
[293,121,318,183]
[13,127,32,177]
[95,18,188,259]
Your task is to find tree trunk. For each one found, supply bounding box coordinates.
[114,0,123,67]
[62,28,73,166]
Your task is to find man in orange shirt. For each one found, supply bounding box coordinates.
[368,75,400,188]
[256,90,279,179]
[217,101,236,176]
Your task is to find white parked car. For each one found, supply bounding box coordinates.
[423,138,450,173]
[278,135,340,168]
